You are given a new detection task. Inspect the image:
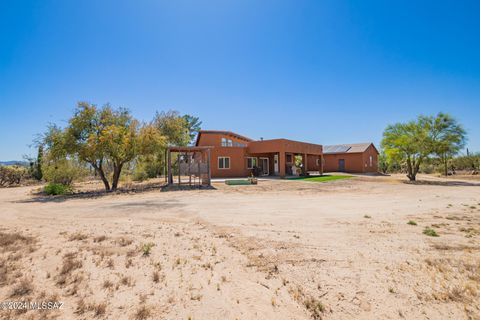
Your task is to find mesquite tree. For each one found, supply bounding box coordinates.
[382,113,467,181]
[44,102,164,191]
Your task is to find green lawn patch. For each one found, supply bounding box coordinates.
[287,175,354,183]
[225,179,254,185]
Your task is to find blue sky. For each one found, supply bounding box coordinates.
[1,0,479,160]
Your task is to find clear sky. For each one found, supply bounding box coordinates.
[1,0,479,160]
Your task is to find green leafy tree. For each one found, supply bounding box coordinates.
[154,110,190,146]
[382,117,431,181]
[428,113,466,176]
[378,151,389,174]
[33,145,44,180]
[44,102,164,191]
[382,113,467,181]
[134,111,200,180]
[182,114,202,145]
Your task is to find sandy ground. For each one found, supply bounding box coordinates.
[0,174,479,320]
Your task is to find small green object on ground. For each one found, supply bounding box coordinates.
[423,227,439,237]
[225,179,254,185]
[287,175,354,182]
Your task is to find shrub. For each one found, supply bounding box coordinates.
[133,156,161,181]
[42,159,87,186]
[142,243,154,256]
[44,183,72,195]
[423,227,439,237]
[0,166,26,187]
[407,220,417,226]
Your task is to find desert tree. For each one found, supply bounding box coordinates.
[382,113,467,181]
[382,117,431,181]
[134,111,201,179]
[428,113,466,176]
[44,102,164,191]
[154,110,191,147]
[182,114,202,145]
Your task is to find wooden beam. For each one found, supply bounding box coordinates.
[167,149,173,184]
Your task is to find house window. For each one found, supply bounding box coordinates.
[218,157,230,169]
[369,156,373,167]
[247,157,257,169]
[221,137,233,147]
[286,154,292,163]
[233,141,246,147]
[316,158,320,166]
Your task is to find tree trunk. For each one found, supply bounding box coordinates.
[111,163,123,191]
[444,154,448,176]
[92,162,110,191]
[406,157,415,181]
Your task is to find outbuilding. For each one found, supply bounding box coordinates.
[323,143,379,173]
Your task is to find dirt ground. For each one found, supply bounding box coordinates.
[0,174,479,320]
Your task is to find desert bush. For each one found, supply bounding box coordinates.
[0,166,26,187]
[423,227,439,237]
[44,183,72,195]
[452,153,480,172]
[42,158,87,186]
[142,243,154,256]
[133,156,160,181]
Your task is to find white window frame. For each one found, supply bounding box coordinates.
[218,157,230,169]
[246,157,257,169]
[221,138,227,147]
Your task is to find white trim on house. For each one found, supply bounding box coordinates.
[218,156,230,169]
[246,157,257,169]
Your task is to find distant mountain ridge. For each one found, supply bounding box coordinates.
[0,160,29,166]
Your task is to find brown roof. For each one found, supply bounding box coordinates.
[323,143,377,154]
[195,130,253,146]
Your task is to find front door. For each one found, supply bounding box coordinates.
[338,159,345,172]
[260,158,269,176]
[274,154,279,175]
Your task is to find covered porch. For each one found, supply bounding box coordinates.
[247,139,323,178]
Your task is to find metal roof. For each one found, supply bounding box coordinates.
[323,143,375,154]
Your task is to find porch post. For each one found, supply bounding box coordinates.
[207,148,211,186]
[304,153,308,173]
[279,152,286,178]
[320,155,324,175]
[167,149,173,184]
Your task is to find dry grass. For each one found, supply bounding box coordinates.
[68,232,88,241]
[119,275,134,287]
[425,256,480,304]
[9,277,34,298]
[304,297,325,320]
[94,235,107,243]
[103,279,114,290]
[152,270,160,283]
[75,298,88,314]
[289,285,326,319]
[132,304,152,320]
[0,231,35,252]
[91,302,107,317]
[116,237,133,247]
[59,253,83,276]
